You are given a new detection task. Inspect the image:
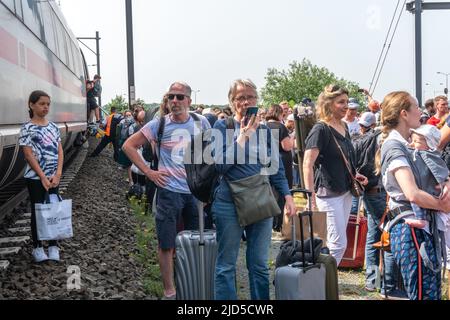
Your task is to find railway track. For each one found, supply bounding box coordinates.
[0,143,86,223]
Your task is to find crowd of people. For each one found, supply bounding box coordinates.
[18,78,450,300]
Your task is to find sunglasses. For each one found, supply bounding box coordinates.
[168,94,188,101]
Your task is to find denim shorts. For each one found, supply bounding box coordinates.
[155,188,198,250]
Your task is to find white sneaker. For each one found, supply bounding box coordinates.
[32,247,48,263]
[48,246,60,261]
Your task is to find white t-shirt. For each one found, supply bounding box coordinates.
[343,118,360,137]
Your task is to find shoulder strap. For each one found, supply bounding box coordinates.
[326,124,356,179]
[189,112,203,132]
[156,115,166,159]
[226,117,235,130]
[382,139,423,190]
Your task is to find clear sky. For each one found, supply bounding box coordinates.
[58,0,450,106]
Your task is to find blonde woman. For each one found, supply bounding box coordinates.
[303,84,368,265]
[377,91,450,300]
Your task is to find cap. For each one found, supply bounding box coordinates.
[301,98,312,105]
[348,101,360,110]
[287,114,295,121]
[358,112,376,127]
[410,124,442,151]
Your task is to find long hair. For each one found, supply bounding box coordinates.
[265,104,284,122]
[316,84,349,124]
[28,90,50,118]
[374,91,414,175]
[159,94,170,117]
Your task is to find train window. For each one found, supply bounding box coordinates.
[72,42,83,77]
[14,0,22,19]
[65,32,75,72]
[40,2,57,55]
[1,0,15,12]
[21,0,45,40]
[55,20,68,65]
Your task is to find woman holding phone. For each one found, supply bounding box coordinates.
[211,79,296,300]
[303,84,368,265]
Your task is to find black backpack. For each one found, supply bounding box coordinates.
[184,117,235,203]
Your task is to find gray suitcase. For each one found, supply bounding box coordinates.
[175,201,217,300]
[275,189,327,300]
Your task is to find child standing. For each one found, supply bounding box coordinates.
[19,91,64,263]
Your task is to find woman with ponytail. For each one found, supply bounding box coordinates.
[303,84,368,265]
[376,91,450,300]
[19,91,64,263]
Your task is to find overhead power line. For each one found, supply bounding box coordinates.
[371,0,408,96]
[369,0,401,94]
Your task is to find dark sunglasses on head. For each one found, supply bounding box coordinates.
[168,94,188,101]
[329,84,341,93]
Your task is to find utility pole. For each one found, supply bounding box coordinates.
[125,0,136,108]
[406,0,450,106]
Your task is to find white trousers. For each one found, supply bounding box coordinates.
[316,192,353,265]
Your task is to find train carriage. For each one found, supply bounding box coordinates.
[0,0,88,191]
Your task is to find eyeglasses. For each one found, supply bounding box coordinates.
[168,94,188,101]
[234,95,257,103]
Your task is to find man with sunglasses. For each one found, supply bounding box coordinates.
[123,82,211,299]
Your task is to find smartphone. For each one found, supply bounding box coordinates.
[358,89,365,93]
[244,107,259,126]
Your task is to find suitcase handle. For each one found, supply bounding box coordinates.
[290,188,313,197]
[290,189,317,270]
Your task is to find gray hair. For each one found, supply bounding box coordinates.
[228,79,258,107]
[168,81,192,97]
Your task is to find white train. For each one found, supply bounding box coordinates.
[0,0,88,191]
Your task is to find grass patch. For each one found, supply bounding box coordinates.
[129,196,164,298]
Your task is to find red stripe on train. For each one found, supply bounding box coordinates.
[0,27,19,65]
[1,26,83,98]
[27,49,82,97]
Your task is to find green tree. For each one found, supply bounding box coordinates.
[261,59,364,108]
[136,98,146,107]
[105,95,128,113]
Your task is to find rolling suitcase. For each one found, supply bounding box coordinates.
[316,254,339,300]
[339,212,368,269]
[275,189,327,300]
[175,201,217,300]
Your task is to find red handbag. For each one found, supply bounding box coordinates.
[339,212,368,269]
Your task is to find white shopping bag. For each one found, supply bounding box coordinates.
[35,194,73,241]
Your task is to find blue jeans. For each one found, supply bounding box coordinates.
[350,196,360,215]
[212,198,273,300]
[363,191,396,291]
[292,163,300,187]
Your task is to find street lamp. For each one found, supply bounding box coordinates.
[425,82,444,98]
[193,90,200,105]
[437,71,450,97]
